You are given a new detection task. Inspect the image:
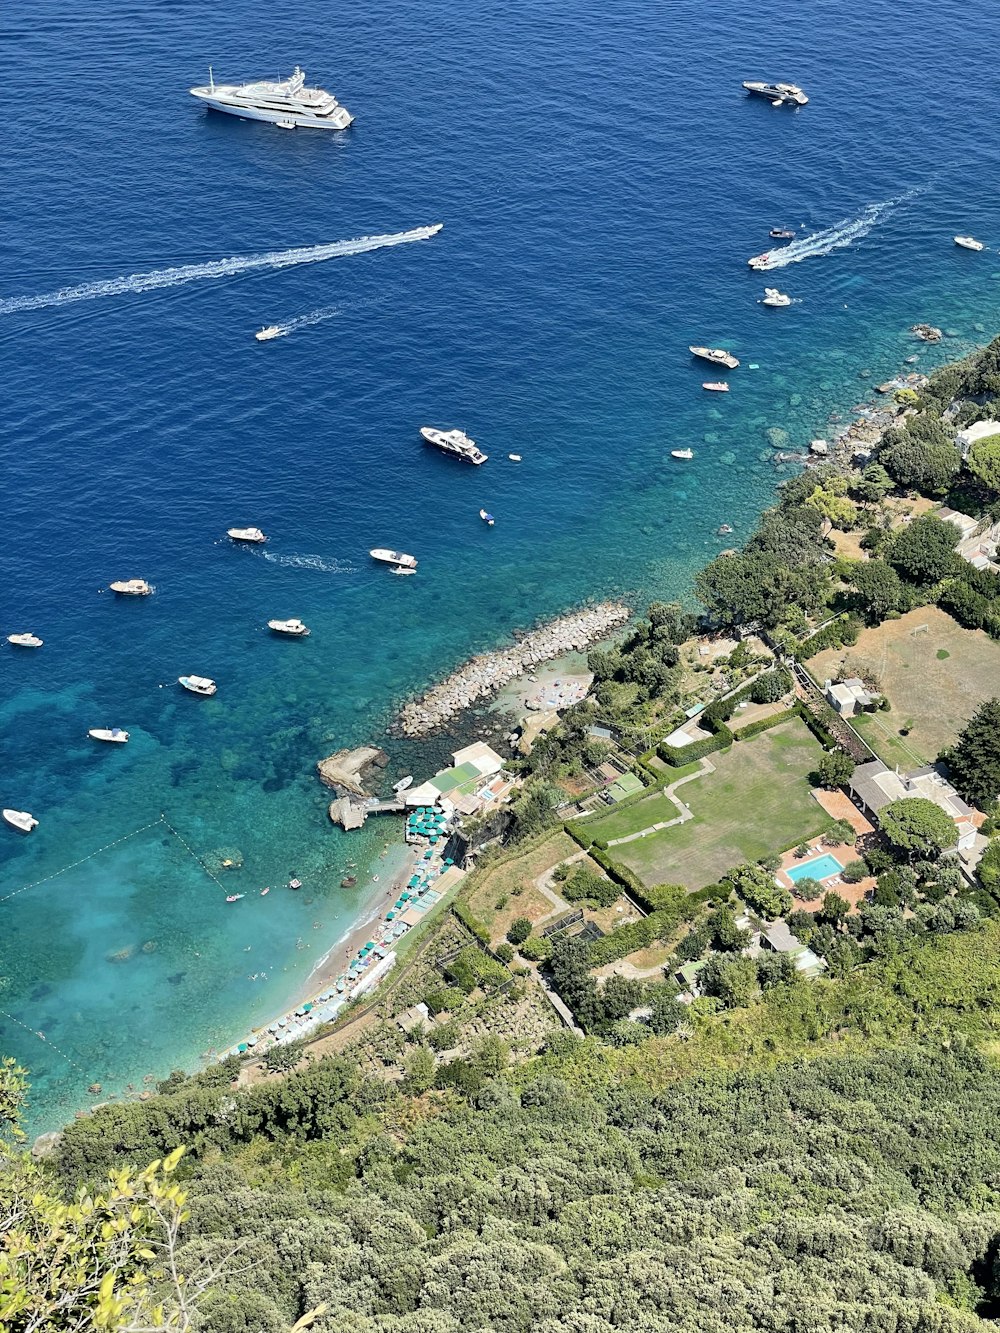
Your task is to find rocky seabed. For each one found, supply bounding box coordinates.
[396,602,631,737]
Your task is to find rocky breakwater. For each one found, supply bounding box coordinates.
[396,602,631,738]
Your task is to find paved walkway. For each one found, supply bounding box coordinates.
[532,847,589,926]
[606,757,715,847]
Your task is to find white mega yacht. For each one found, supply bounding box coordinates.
[190,67,353,130]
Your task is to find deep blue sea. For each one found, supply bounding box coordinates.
[3,0,1000,1132]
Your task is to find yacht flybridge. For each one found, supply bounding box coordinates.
[742,81,808,106]
[420,427,488,466]
[190,67,353,130]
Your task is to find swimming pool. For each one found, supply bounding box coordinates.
[786,853,843,884]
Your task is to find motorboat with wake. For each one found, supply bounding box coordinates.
[479,509,495,526]
[742,81,808,106]
[420,427,488,465]
[179,675,217,696]
[370,548,418,570]
[769,228,796,240]
[7,633,43,648]
[109,579,152,596]
[89,728,129,743]
[255,326,283,341]
[671,449,694,460]
[3,809,38,833]
[268,618,310,636]
[954,236,984,251]
[761,288,792,307]
[189,66,353,130]
[689,346,740,369]
[227,527,267,543]
[702,382,730,393]
[748,253,773,271]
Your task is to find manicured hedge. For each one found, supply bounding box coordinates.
[657,723,734,768]
[732,705,799,741]
[586,888,690,966]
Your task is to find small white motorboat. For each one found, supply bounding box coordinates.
[227,527,267,543]
[89,727,129,743]
[761,287,791,307]
[3,809,38,833]
[255,325,283,341]
[393,775,414,793]
[954,236,984,251]
[275,119,296,130]
[508,453,522,461]
[370,548,418,569]
[702,382,730,392]
[690,346,740,369]
[179,675,217,696]
[267,618,310,636]
[7,633,43,648]
[671,449,694,460]
[479,509,495,526]
[747,253,772,270]
[109,579,153,596]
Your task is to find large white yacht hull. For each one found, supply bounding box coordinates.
[193,95,353,130]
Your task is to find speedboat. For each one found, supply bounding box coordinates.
[671,449,694,460]
[479,509,495,525]
[420,426,488,465]
[769,228,796,240]
[255,325,283,341]
[227,527,267,543]
[748,253,772,271]
[267,618,310,636]
[189,66,353,130]
[689,346,740,369]
[370,548,418,569]
[3,809,38,833]
[393,775,414,793]
[225,894,244,903]
[742,80,808,106]
[179,675,217,696]
[508,453,522,461]
[88,728,129,743]
[702,382,730,392]
[761,288,792,307]
[109,579,152,595]
[7,633,43,648]
[954,236,984,251]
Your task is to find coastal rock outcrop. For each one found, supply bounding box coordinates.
[396,601,631,738]
[317,746,389,795]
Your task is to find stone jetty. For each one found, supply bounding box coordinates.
[396,601,630,738]
[317,746,389,795]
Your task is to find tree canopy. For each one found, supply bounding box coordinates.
[888,514,961,585]
[879,797,958,857]
[943,698,1000,811]
[967,434,1000,492]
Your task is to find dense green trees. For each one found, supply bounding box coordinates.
[967,434,1000,491]
[943,699,1000,811]
[888,514,961,585]
[849,557,904,622]
[880,797,958,857]
[725,861,792,918]
[816,750,855,789]
[878,414,962,495]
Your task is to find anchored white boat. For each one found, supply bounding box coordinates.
[671,449,694,460]
[227,526,267,544]
[954,236,984,251]
[7,633,43,648]
[420,427,488,465]
[508,453,522,461]
[189,66,353,130]
[370,548,418,570]
[479,509,495,526]
[89,728,130,743]
[109,578,153,596]
[179,675,217,696]
[393,775,414,793]
[761,288,792,307]
[3,809,38,833]
[689,346,739,369]
[268,618,310,636]
[255,325,283,341]
[742,80,808,106]
[702,382,730,392]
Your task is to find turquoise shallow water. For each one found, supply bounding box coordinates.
[3,0,1000,1131]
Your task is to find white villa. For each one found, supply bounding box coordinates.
[848,759,977,852]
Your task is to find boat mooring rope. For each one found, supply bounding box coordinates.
[159,816,229,893]
[0,1006,88,1075]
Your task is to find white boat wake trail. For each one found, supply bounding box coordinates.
[761,193,915,270]
[262,552,358,574]
[0,226,443,315]
[264,296,379,340]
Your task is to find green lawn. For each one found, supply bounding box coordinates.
[581,791,679,842]
[614,719,832,890]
